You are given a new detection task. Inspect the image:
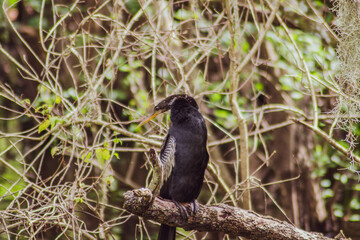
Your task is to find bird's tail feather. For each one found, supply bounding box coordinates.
[157,224,176,240]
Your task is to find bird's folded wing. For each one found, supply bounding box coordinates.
[160,134,176,182]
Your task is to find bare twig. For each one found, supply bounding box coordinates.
[291,118,360,164]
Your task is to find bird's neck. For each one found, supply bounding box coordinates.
[171,107,193,124]
[172,111,205,133]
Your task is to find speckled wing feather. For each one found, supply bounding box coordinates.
[159,134,176,185]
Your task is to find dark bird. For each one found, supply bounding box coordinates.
[138,94,209,240]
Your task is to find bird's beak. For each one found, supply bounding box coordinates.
[136,111,161,128]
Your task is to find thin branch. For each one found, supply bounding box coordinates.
[291,118,360,164]
[265,0,318,127]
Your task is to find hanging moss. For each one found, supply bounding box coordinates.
[332,0,360,150]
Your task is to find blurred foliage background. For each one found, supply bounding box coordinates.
[1,0,360,239]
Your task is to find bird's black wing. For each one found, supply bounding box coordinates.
[159,133,176,186]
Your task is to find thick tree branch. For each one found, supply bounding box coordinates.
[123,188,336,240]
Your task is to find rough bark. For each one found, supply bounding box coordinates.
[123,188,337,240]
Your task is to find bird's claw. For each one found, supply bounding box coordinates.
[173,200,189,219]
[190,200,199,214]
[173,200,199,219]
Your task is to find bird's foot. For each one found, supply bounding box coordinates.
[190,200,199,215]
[173,200,189,219]
[172,200,199,219]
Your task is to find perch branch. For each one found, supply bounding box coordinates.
[123,188,335,240]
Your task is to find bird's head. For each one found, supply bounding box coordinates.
[137,94,198,128]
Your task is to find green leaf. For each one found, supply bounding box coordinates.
[105,69,114,80]
[174,9,193,20]
[279,76,294,91]
[81,107,89,114]
[242,41,250,52]
[36,104,48,114]
[114,138,123,145]
[131,60,142,69]
[334,209,343,218]
[125,0,140,15]
[105,175,114,186]
[255,82,264,91]
[290,92,303,100]
[322,189,334,199]
[119,64,131,72]
[350,198,360,210]
[353,184,360,191]
[337,141,350,149]
[22,98,31,105]
[340,174,348,184]
[82,152,92,163]
[74,197,83,203]
[349,214,360,222]
[114,152,119,159]
[95,148,111,167]
[38,119,50,133]
[64,88,77,100]
[51,147,59,157]
[214,109,230,119]
[157,67,171,80]
[8,0,19,6]
[49,116,65,129]
[331,155,342,165]
[209,93,222,103]
[55,96,61,104]
[320,179,331,188]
